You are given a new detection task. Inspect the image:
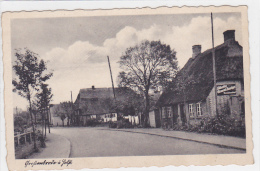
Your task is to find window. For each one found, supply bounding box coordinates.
[197,103,202,116]
[189,104,194,117]
[166,107,172,118]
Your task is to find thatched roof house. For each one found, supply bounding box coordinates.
[156,30,244,127]
[73,86,142,125]
[75,86,141,115]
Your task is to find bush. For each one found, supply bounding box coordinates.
[171,115,245,138]
[109,122,117,128]
[195,115,245,137]
[111,119,134,129]
[86,119,100,127]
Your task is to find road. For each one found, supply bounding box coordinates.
[51,127,244,158]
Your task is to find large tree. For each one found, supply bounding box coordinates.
[118,40,178,126]
[12,48,52,150]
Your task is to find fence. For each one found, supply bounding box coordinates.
[14,131,34,148]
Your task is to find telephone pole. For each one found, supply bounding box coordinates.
[107,56,116,100]
[107,56,118,123]
[211,12,218,116]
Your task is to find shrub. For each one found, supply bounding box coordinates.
[86,119,100,127]
[112,119,134,129]
[171,115,245,138]
[109,121,117,128]
[197,115,245,137]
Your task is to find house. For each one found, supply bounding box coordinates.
[156,30,244,128]
[73,86,142,126]
[49,104,68,126]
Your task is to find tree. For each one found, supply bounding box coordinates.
[12,48,52,150]
[36,83,53,136]
[118,40,178,126]
[53,106,65,127]
[60,101,73,126]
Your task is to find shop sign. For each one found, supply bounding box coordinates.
[217,84,236,95]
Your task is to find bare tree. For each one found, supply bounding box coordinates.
[118,40,178,126]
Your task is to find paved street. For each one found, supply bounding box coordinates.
[50,127,244,158]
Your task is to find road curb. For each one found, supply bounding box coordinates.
[103,128,246,151]
[61,135,71,158]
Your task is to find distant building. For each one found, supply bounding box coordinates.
[73,86,141,126]
[49,104,68,126]
[157,30,244,127]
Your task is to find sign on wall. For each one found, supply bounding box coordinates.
[217,84,236,95]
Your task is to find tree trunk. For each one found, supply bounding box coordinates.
[44,119,47,137]
[34,113,37,126]
[41,112,44,136]
[28,97,37,151]
[67,116,69,127]
[47,107,50,133]
[143,91,150,127]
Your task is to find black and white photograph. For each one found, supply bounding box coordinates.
[2,6,253,170]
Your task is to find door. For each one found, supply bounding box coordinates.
[180,104,186,126]
[172,105,178,125]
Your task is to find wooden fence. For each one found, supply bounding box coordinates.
[14,131,34,148]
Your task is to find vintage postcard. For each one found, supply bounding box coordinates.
[2,6,253,170]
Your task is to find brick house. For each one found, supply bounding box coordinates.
[156,30,245,128]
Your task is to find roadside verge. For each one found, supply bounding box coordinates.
[29,132,71,159]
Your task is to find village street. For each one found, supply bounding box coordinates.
[39,127,246,158]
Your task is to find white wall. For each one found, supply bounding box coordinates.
[51,116,68,126]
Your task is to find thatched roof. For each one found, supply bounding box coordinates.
[75,87,141,115]
[157,39,243,106]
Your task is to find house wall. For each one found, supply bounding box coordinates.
[149,111,156,128]
[159,79,243,127]
[185,101,207,126]
[206,80,244,118]
[160,106,179,128]
[51,116,68,126]
[101,113,117,122]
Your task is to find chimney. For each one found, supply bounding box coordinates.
[192,45,201,59]
[92,85,95,90]
[223,30,235,42]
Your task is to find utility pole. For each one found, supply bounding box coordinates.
[107,56,116,100]
[211,12,218,116]
[107,56,118,123]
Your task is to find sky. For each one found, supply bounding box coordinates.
[11,12,242,110]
